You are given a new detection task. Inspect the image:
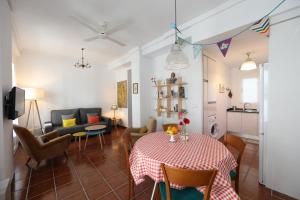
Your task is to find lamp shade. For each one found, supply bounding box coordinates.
[111,104,118,110]
[165,43,189,70]
[240,53,257,71]
[24,88,44,100]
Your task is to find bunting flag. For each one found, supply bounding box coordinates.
[250,16,270,36]
[217,38,232,57]
[177,37,185,45]
[193,44,202,59]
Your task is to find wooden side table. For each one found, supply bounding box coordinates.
[73,132,86,151]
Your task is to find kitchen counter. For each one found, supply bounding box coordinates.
[227,108,259,113]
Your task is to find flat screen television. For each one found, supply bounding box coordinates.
[7,87,25,120]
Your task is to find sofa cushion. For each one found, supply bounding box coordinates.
[54,125,85,135]
[79,108,102,124]
[51,109,80,126]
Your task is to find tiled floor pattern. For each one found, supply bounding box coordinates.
[12,128,295,200]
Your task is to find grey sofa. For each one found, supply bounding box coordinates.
[44,108,112,135]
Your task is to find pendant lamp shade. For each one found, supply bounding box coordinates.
[165,0,189,70]
[240,52,257,71]
[165,43,189,70]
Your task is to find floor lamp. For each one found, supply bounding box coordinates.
[25,88,44,134]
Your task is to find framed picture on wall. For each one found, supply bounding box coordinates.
[133,83,138,94]
[117,81,128,108]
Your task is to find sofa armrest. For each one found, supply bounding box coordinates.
[44,121,53,133]
[101,116,112,132]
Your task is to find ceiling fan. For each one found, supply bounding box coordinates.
[71,15,127,47]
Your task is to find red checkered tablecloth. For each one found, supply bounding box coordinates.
[129,132,240,200]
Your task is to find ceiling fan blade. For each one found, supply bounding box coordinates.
[70,15,99,33]
[106,23,128,35]
[106,36,126,46]
[84,36,101,42]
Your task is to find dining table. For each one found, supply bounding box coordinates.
[129,132,240,200]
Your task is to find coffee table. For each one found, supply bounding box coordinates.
[84,125,106,150]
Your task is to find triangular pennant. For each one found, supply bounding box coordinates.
[193,44,202,59]
[217,38,232,57]
[177,37,185,46]
[250,16,270,37]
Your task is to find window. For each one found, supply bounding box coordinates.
[242,78,258,103]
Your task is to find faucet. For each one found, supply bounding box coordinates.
[243,103,250,111]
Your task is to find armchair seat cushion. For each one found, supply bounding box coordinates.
[130,132,147,137]
[230,170,237,180]
[159,182,204,200]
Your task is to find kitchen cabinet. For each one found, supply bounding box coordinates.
[227,112,259,136]
[242,113,258,135]
[227,112,242,132]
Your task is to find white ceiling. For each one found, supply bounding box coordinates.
[203,29,269,68]
[12,0,229,65]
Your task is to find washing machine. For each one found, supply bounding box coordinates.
[208,114,219,138]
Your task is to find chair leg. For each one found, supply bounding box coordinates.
[235,179,239,194]
[128,178,134,200]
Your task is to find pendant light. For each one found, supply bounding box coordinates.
[74,48,92,69]
[165,0,189,70]
[240,52,257,71]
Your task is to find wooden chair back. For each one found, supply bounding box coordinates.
[224,134,246,167]
[162,124,178,131]
[224,134,246,194]
[161,164,217,200]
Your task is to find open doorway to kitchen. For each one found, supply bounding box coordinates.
[201,26,269,192]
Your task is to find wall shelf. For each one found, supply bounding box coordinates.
[155,77,187,119]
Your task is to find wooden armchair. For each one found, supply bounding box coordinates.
[125,117,157,141]
[13,125,71,168]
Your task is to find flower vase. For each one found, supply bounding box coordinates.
[169,135,176,143]
[180,126,189,141]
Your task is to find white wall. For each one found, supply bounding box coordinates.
[0,0,13,182]
[230,67,259,108]
[149,47,203,132]
[15,51,115,127]
[265,9,300,199]
[203,53,231,137]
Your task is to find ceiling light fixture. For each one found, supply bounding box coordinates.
[74,48,92,69]
[165,0,189,70]
[240,52,257,71]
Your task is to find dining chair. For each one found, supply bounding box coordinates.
[162,123,178,131]
[160,164,218,200]
[123,132,135,200]
[224,134,246,194]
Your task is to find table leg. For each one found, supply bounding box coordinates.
[101,132,106,144]
[84,134,89,150]
[79,136,81,151]
[98,133,103,149]
[150,182,158,200]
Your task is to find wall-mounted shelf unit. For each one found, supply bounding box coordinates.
[155,77,187,119]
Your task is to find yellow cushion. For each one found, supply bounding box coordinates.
[63,118,76,127]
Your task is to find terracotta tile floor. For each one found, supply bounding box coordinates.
[12,127,294,200]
